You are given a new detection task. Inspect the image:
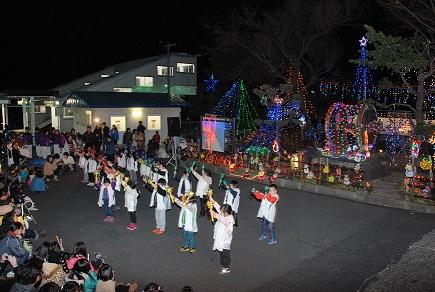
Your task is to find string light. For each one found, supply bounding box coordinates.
[203,74,219,93]
[210,80,258,135]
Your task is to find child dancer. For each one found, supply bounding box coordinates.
[79,152,88,183]
[192,167,212,217]
[154,161,168,183]
[124,181,139,230]
[253,184,279,245]
[126,153,138,184]
[174,194,198,253]
[209,198,234,274]
[98,178,116,222]
[149,178,170,235]
[87,155,98,187]
[222,180,240,227]
[177,170,192,198]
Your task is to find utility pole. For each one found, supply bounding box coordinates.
[163,42,176,97]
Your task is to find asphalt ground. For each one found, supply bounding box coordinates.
[28,169,435,292]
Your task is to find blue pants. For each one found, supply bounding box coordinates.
[103,198,113,216]
[260,218,276,241]
[183,230,195,248]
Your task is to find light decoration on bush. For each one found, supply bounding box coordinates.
[209,80,257,136]
[383,117,408,159]
[420,156,432,171]
[203,74,219,93]
[352,36,373,102]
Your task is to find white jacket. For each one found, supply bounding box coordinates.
[124,186,139,212]
[175,198,198,232]
[150,185,171,210]
[153,167,168,183]
[177,177,192,197]
[223,187,240,213]
[192,170,212,198]
[212,201,234,251]
[257,194,279,223]
[98,185,115,207]
[126,157,137,171]
[79,156,87,169]
[118,153,127,169]
[87,159,97,173]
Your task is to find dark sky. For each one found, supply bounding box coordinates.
[0,1,390,91]
[0,1,278,90]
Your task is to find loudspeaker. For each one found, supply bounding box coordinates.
[167,117,181,136]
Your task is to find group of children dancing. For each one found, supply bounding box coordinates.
[75,146,280,275]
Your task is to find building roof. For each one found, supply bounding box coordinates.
[64,91,190,109]
[54,52,196,95]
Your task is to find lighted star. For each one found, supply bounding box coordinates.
[359,36,368,47]
[204,74,219,93]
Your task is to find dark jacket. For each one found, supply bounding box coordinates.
[123,132,133,145]
[9,283,38,292]
[102,126,110,138]
[0,234,30,266]
[82,131,94,145]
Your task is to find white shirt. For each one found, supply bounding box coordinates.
[177,176,192,197]
[124,186,139,212]
[62,156,75,165]
[257,194,279,223]
[150,185,171,210]
[192,170,212,198]
[212,201,234,251]
[223,187,240,213]
[98,185,115,207]
[175,198,198,232]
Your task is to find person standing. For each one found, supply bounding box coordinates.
[152,131,160,145]
[136,131,145,158]
[122,128,133,149]
[253,184,279,245]
[82,126,94,151]
[222,180,240,227]
[124,181,139,231]
[102,122,110,139]
[98,178,115,222]
[192,167,212,217]
[93,126,103,153]
[136,121,146,134]
[110,125,119,145]
[209,198,234,274]
[149,178,171,235]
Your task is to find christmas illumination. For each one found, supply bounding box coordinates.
[203,74,219,93]
[210,80,258,135]
[352,36,373,102]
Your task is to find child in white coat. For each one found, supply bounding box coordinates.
[149,178,171,235]
[192,168,212,217]
[174,195,198,253]
[126,153,138,184]
[253,184,279,245]
[177,170,192,198]
[86,156,98,187]
[124,181,139,231]
[98,178,116,222]
[222,180,240,227]
[78,152,88,183]
[209,198,235,275]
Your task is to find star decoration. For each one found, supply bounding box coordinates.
[359,36,368,47]
[204,74,219,93]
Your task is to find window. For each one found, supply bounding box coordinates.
[63,107,74,118]
[176,63,195,73]
[147,115,161,130]
[100,74,110,78]
[35,106,47,114]
[85,110,92,126]
[110,116,126,132]
[136,76,153,87]
[113,87,132,92]
[157,66,174,76]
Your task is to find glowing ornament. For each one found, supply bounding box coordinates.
[327,175,335,183]
[343,174,351,186]
[411,139,422,158]
[420,157,432,171]
[258,171,265,182]
[291,154,299,169]
[204,74,219,93]
[272,139,279,153]
[303,164,309,174]
[322,164,330,174]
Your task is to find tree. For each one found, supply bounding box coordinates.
[203,0,362,88]
[366,1,435,129]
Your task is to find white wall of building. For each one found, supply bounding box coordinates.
[71,107,181,142]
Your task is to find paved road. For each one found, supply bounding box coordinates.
[29,170,435,292]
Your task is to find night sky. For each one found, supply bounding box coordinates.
[0,1,390,91]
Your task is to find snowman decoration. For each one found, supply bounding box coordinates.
[343,174,351,186]
[303,164,310,175]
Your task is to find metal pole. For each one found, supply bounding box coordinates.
[164,42,176,97]
[30,96,36,145]
[1,104,6,129]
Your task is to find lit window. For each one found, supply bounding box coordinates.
[84,82,90,86]
[136,76,153,87]
[176,63,195,73]
[101,74,110,78]
[113,88,132,92]
[157,66,174,76]
[147,115,161,130]
[35,106,47,114]
[63,108,74,118]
